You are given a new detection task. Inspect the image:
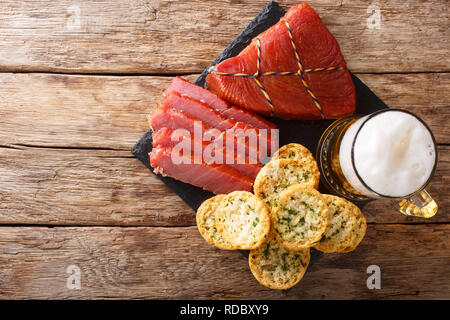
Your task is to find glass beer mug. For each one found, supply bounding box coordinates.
[316,109,438,218]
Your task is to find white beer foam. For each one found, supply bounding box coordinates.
[340,111,435,198]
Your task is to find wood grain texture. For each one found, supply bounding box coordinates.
[0,0,448,301]
[0,146,448,226]
[0,0,448,74]
[0,148,194,227]
[0,224,448,299]
[0,73,176,150]
[0,73,448,152]
[355,73,450,144]
[0,72,448,226]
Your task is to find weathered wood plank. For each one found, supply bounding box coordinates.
[0,146,447,226]
[0,224,448,299]
[0,73,176,150]
[0,73,448,152]
[0,0,448,74]
[357,72,450,144]
[0,148,194,227]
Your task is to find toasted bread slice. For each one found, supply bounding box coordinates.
[314,194,367,253]
[216,191,270,250]
[196,195,238,250]
[254,159,320,209]
[271,143,314,163]
[249,234,310,290]
[272,185,328,251]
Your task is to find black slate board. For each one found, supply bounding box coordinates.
[131,1,388,271]
[132,1,288,211]
[131,0,388,210]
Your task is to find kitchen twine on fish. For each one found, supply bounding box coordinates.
[208,18,345,119]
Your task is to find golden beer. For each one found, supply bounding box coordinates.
[316,109,438,218]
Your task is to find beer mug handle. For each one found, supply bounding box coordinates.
[398,189,438,218]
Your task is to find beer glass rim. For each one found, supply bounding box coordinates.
[350,108,438,199]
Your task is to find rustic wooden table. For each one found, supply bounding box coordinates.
[0,0,448,300]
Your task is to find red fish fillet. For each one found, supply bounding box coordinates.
[150,146,254,194]
[162,91,273,150]
[164,77,277,130]
[150,105,212,133]
[163,76,230,111]
[163,91,236,131]
[152,127,262,179]
[206,3,356,120]
[149,104,260,163]
[221,106,276,130]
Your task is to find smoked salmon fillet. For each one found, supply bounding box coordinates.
[161,91,274,153]
[163,76,230,111]
[164,76,277,130]
[206,3,356,120]
[152,127,263,179]
[150,146,254,194]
